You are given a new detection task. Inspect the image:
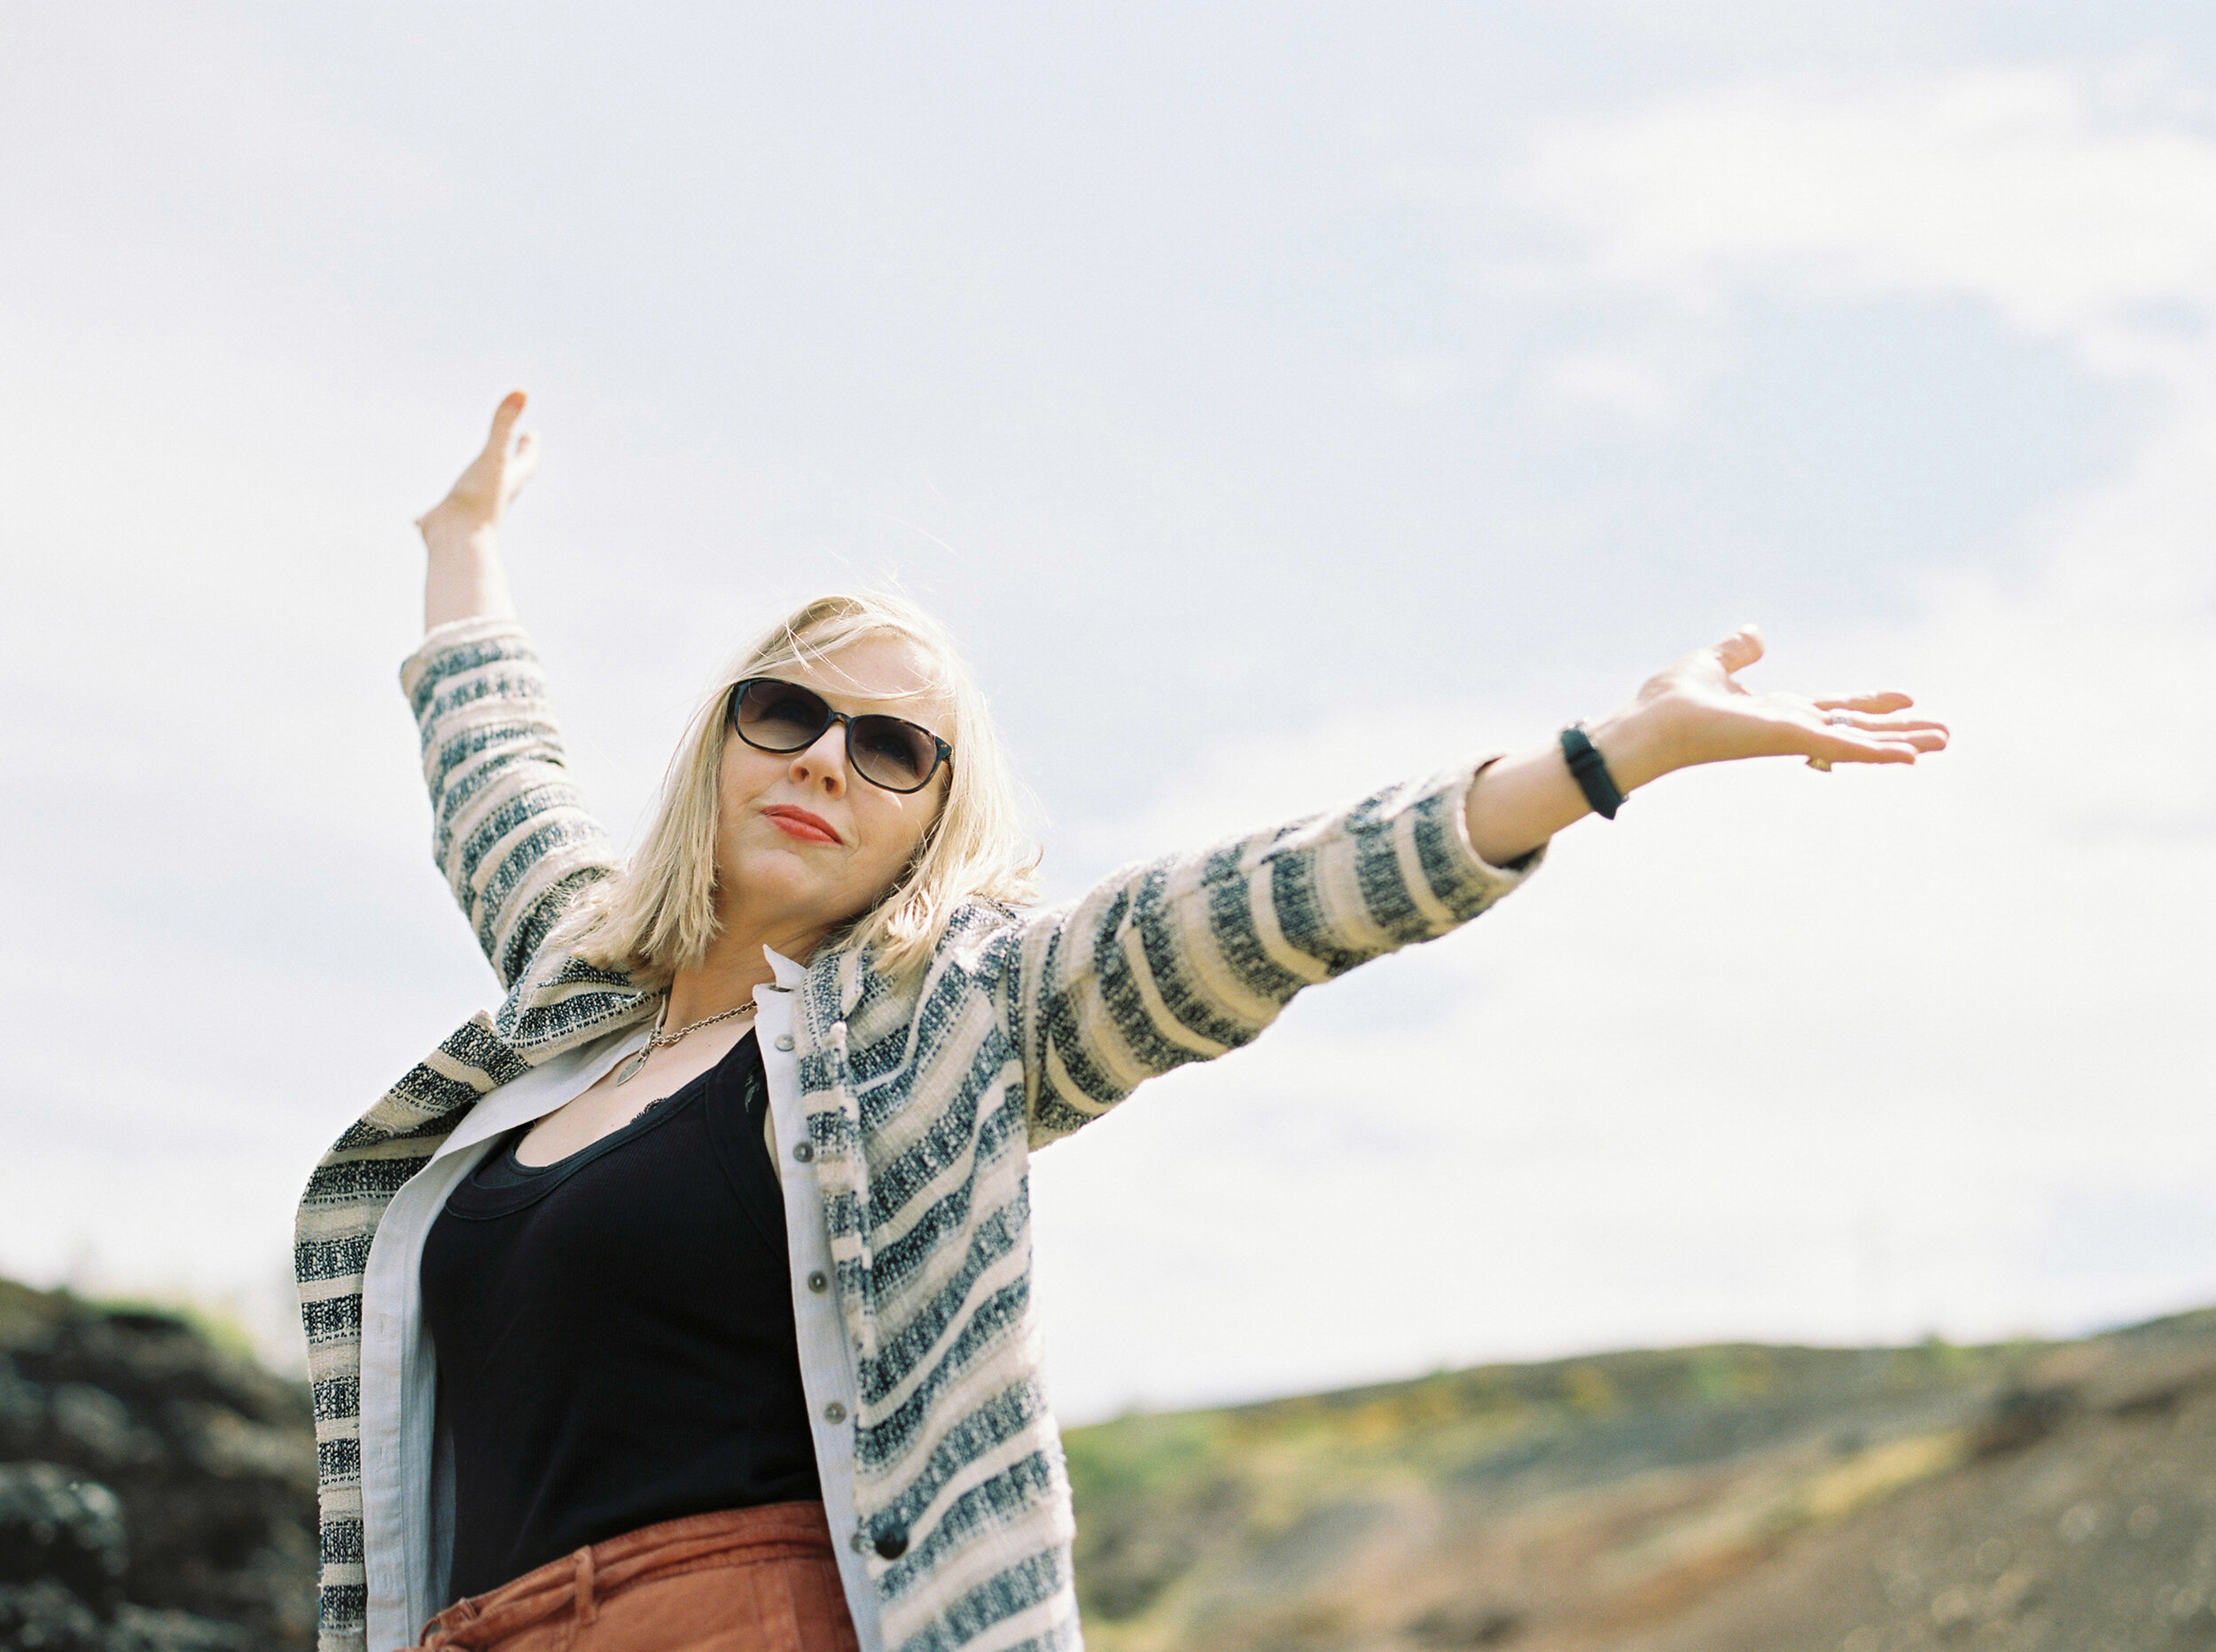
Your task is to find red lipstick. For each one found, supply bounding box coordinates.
[761,805,841,845]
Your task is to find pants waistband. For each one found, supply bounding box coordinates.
[417,1500,837,1648]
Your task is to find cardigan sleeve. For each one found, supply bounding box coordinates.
[399,619,620,991]
[1007,757,1542,1148]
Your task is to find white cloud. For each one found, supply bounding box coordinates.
[1538,348,1677,422]
[1518,66,2216,379]
[1033,66,2216,1420]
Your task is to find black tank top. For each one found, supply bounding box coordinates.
[420,1031,821,1601]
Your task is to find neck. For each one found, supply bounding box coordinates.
[663,909,830,1026]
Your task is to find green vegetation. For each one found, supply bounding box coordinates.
[1063,1337,2045,1651]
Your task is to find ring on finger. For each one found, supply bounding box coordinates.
[1807,756,1834,772]
[1824,709,1855,726]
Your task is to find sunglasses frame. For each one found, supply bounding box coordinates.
[726,677,954,795]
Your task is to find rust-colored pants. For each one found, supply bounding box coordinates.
[413,1502,861,1651]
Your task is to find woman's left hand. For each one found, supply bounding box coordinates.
[1614,623,1949,783]
[1462,623,1949,868]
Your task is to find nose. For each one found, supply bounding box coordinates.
[787,722,848,798]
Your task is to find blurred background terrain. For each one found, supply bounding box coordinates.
[10,1267,2216,1651]
[0,1278,314,1651]
[1065,1313,2216,1651]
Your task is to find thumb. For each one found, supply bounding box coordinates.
[505,431,541,498]
[1713,623,1764,675]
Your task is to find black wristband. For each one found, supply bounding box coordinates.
[1559,723,1626,820]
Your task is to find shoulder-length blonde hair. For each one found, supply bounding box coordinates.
[553,591,1039,986]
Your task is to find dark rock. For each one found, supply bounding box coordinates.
[44,1391,160,1477]
[0,1281,315,1650]
[0,1363,43,1456]
[1407,1604,1525,1647]
[0,1465,128,1610]
[105,1603,254,1652]
[1972,1386,2079,1457]
[2109,1379,2196,1419]
[0,1578,106,1651]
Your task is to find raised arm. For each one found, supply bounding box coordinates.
[401,393,618,988]
[1010,625,1946,1146]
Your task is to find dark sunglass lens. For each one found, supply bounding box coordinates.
[850,716,939,791]
[736,682,829,751]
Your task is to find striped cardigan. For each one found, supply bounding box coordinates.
[296,620,1540,1652]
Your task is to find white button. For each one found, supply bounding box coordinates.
[823,1402,847,1425]
[775,1033,795,1052]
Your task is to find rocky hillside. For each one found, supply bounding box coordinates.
[8,1264,2214,1652]
[1065,1310,2216,1651]
[0,1279,316,1651]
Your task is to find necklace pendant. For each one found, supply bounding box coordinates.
[613,1048,652,1087]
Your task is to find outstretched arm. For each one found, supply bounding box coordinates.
[1462,624,1947,864]
[1011,757,1537,1148]
[1013,627,1947,1146]
[401,393,618,987]
[416,390,537,633]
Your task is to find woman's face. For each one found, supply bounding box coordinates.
[710,634,953,953]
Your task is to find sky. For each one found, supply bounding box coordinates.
[2,4,2212,1419]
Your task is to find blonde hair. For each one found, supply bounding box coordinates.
[554,591,1039,986]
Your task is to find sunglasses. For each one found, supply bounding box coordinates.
[727,677,953,794]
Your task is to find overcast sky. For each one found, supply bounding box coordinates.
[4,4,2212,1417]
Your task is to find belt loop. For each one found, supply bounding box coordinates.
[574,1544,599,1628]
[418,1597,467,1647]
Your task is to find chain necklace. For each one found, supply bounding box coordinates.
[613,1000,754,1086]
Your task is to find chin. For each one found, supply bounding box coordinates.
[729,848,818,896]
[723,848,866,924]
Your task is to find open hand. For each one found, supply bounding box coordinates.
[415,390,539,548]
[1628,624,1949,777]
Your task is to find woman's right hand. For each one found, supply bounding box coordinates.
[417,392,535,630]
[417,390,539,551]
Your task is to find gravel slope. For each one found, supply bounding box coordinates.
[1066,1313,2216,1652]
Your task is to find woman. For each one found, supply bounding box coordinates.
[297,392,1947,1652]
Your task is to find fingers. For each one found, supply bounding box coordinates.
[479,390,528,469]
[418,392,534,534]
[488,389,527,442]
[503,430,541,503]
[1815,708,1948,745]
[1803,723,1945,767]
[1713,623,1765,675]
[1812,690,1915,713]
[1807,736,1915,767]
[481,391,534,485]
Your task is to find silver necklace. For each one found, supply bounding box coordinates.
[613,1001,754,1086]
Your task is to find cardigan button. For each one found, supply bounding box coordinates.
[823,1401,847,1425]
[873,1527,909,1562]
[806,1270,829,1294]
[775,1033,795,1052]
[792,1142,815,1164]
